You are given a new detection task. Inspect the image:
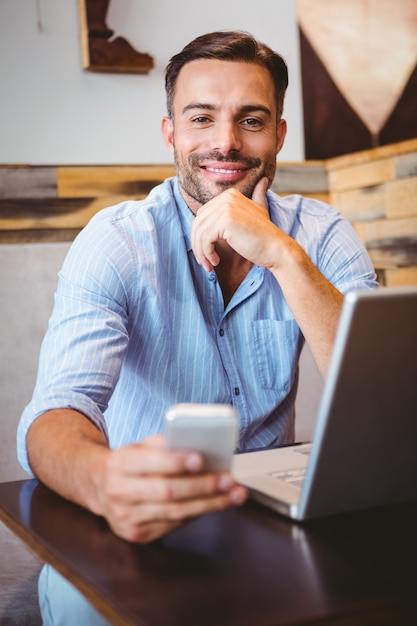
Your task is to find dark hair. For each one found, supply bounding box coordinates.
[165,30,288,121]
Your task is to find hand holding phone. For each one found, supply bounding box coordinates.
[165,403,239,472]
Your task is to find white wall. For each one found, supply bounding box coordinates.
[0,0,304,165]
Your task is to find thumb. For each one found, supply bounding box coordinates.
[251,176,269,208]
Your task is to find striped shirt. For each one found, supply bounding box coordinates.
[17,177,377,473]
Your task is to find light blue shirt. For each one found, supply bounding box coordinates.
[17,178,377,473]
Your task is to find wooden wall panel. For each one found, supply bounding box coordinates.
[328,139,417,286]
[0,166,174,243]
[0,167,57,199]
[57,165,176,198]
[1,139,416,286]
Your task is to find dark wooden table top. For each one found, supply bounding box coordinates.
[1,479,417,625]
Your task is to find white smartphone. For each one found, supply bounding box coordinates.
[165,403,239,472]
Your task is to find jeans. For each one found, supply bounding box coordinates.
[38,564,112,626]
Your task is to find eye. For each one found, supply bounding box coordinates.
[191,116,212,125]
[241,117,263,129]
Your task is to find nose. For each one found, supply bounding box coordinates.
[211,120,242,154]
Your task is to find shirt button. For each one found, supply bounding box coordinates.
[234,387,240,396]
[219,329,224,337]
[208,273,216,283]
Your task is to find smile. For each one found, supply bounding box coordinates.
[202,166,246,174]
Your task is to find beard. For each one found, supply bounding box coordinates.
[174,150,277,207]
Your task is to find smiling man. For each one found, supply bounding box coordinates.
[164,58,285,206]
[17,31,377,624]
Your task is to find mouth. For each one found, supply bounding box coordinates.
[200,163,250,181]
[202,166,246,174]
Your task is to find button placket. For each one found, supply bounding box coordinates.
[215,317,246,422]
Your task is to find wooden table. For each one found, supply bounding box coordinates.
[1,478,417,625]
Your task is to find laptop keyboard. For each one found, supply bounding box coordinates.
[267,445,311,488]
[268,467,306,489]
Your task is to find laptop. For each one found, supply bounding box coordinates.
[232,286,417,520]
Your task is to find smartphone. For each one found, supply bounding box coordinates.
[165,403,239,472]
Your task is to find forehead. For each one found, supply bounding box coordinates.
[173,59,276,112]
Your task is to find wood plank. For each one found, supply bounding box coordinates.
[394,152,417,179]
[0,197,127,230]
[57,165,175,198]
[0,167,57,199]
[375,269,387,285]
[0,229,80,244]
[272,162,328,193]
[279,192,330,203]
[330,186,385,223]
[354,216,417,247]
[326,138,417,171]
[383,267,417,287]
[328,158,396,193]
[386,178,417,219]
[303,192,330,203]
[366,243,417,270]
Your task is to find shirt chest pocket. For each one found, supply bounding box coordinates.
[252,319,300,391]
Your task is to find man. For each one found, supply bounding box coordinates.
[17,31,377,623]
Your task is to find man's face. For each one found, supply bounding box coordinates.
[162,59,287,214]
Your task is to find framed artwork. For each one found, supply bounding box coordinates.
[78,0,154,73]
[297,0,417,158]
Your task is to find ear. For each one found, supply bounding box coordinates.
[276,118,287,155]
[161,116,175,153]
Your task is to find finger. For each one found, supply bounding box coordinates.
[191,214,220,271]
[114,471,238,504]
[251,176,269,208]
[163,485,248,521]
[107,442,204,479]
[195,239,220,271]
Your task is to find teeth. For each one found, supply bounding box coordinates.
[206,167,241,174]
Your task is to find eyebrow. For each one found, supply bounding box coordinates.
[181,103,273,117]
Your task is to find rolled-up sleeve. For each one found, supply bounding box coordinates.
[17,213,132,473]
